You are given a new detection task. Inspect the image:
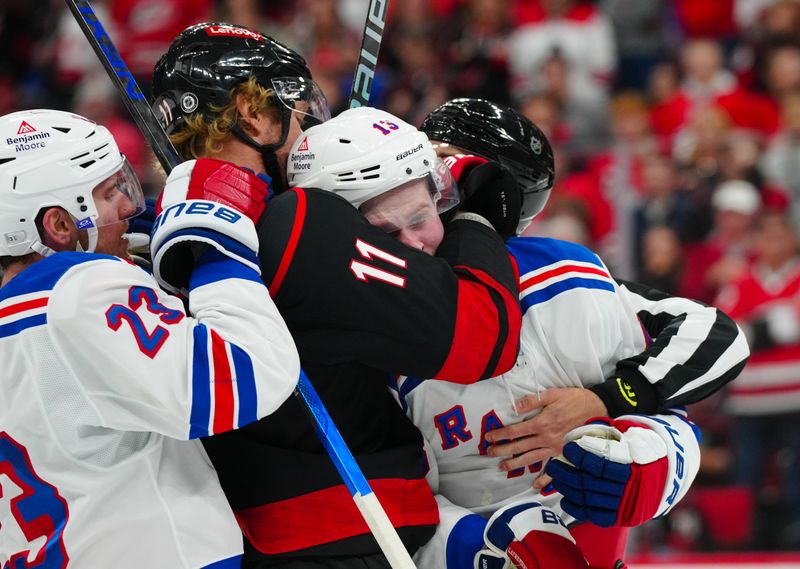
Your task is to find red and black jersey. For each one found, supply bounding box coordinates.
[202,188,522,561]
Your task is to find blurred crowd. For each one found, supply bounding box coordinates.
[3,0,800,555]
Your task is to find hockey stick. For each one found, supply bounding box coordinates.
[348,0,390,108]
[63,0,181,172]
[66,2,416,567]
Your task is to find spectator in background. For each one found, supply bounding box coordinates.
[110,0,212,91]
[599,0,669,91]
[681,179,760,303]
[674,106,733,240]
[633,153,691,273]
[588,93,661,277]
[383,25,449,126]
[516,90,572,146]
[762,93,800,228]
[438,0,514,104]
[674,0,737,42]
[654,39,778,142]
[638,224,686,294]
[715,209,800,549]
[507,0,616,155]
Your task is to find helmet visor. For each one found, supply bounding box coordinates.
[360,160,460,233]
[80,159,146,230]
[271,77,331,130]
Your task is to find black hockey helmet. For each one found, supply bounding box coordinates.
[151,23,330,189]
[421,98,555,233]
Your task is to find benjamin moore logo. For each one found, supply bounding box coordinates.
[17,121,36,135]
[616,377,637,407]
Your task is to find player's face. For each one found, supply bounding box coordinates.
[86,171,139,259]
[252,110,305,186]
[361,180,445,256]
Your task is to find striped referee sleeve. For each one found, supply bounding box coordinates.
[613,280,749,412]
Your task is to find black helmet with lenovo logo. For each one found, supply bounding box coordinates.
[151,22,330,140]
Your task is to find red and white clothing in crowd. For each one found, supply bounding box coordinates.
[716,256,800,415]
[110,0,213,79]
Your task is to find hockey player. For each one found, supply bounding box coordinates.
[288,102,750,569]
[150,23,525,567]
[0,109,300,567]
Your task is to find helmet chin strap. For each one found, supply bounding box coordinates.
[231,106,293,194]
[30,241,56,258]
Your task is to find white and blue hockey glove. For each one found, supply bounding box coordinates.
[547,417,669,527]
[150,158,269,293]
[475,501,589,569]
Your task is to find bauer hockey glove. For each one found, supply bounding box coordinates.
[443,154,522,239]
[547,417,669,527]
[475,501,589,569]
[150,158,269,293]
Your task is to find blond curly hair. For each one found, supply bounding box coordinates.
[170,77,282,160]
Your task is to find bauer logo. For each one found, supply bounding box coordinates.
[396,143,424,161]
[530,137,543,155]
[206,25,263,41]
[153,201,242,231]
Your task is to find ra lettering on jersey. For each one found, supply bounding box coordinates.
[436,406,542,478]
[0,433,69,568]
[505,237,615,314]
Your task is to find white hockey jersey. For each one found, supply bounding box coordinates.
[397,237,748,568]
[0,251,299,568]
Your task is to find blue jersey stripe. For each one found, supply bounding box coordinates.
[202,555,242,569]
[397,377,424,413]
[0,252,118,302]
[189,325,212,439]
[521,277,615,312]
[0,313,47,338]
[231,344,258,427]
[190,250,263,291]
[506,236,604,275]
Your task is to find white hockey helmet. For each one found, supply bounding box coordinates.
[0,109,145,257]
[286,107,459,214]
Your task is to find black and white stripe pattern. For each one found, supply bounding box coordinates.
[616,280,750,410]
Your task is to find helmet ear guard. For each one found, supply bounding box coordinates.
[421,98,555,234]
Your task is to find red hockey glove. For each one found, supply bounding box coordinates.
[547,417,669,527]
[443,154,521,239]
[150,158,270,293]
[476,501,589,569]
[443,154,489,183]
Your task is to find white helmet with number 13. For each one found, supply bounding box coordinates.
[287,107,460,214]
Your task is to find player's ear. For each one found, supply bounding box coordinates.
[40,207,78,252]
[235,93,260,135]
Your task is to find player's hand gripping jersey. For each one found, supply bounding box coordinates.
[0,157,300,568]
[400,237,749,569]
[201,186,522,559]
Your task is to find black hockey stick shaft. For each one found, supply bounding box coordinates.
[64,0,181,174]
[348,0,390,108]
